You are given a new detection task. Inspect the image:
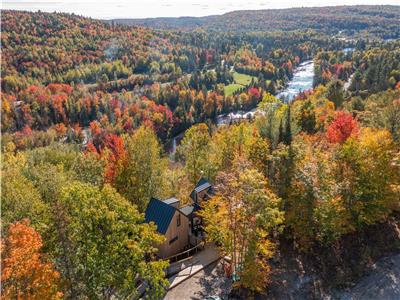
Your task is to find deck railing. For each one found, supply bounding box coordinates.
[165,241,205,263]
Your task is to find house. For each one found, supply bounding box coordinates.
[144,178,214,259]
[187,178,214,238]
[190,177,214,204]
[145,198,190,258]
[179,202,202,244]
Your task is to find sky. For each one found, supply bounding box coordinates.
[2,0,399,19]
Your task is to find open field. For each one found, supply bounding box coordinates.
[233,71,255,86]
[224,83,242,96]
[224,72,257,95]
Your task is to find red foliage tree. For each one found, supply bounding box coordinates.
[86,132,127,184]
[248,87,261,100]
[102,134,127,183]
[326,111,359,144]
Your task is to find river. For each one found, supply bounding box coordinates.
[276,60,314,101]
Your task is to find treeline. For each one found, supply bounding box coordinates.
[348,41,400,96]
[2,81,266,145]
[1,10,214,88]
[2,10,347,141]
[118,5,400,39]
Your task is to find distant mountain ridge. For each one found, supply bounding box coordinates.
[110,5,400,37]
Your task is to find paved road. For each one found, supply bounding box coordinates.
[164,260,231,300]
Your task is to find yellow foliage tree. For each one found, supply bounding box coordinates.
[200,156,284,292]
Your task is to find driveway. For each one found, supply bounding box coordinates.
[164,260,232,300]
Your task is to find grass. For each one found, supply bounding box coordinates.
[223,72,257,96]
[224,83,243,96]
[233,72,255,86]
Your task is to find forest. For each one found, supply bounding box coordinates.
[1,7,400,299]
[116,5,400,38]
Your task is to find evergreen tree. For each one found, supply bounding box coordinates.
[283,106,292,145]
[325,79,344,109]
[278,119,284,145]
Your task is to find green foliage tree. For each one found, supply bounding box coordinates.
[115,126,167,211]
[257,93,283,147]
[297,100,316,134]
[1,145,49,233]
[177,123,211,184]
[385,99,400,142]
[55,183,168,299]
[283,105,292,145]
[325,79,344,109]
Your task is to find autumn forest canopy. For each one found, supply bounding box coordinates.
[1,6,400,299]
[116,5,400,37]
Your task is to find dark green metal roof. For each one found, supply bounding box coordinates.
[190,177,212,201]
[144,198,176,235]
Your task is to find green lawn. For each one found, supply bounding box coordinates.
[233,72,256,86]
[223,72,256,96]
[224,83,243,96]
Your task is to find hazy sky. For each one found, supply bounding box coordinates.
[2,0,399,19]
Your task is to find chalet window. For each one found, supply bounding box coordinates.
[169,236,178,244]
[177,214,181,227]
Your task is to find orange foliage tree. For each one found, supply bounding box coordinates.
[1,219,62,300]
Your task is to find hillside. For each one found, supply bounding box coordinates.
[112,5,400,37]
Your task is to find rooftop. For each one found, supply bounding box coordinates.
[180,203,202,217]
[194,182,211,193]
[163,197,180,206]
[145,198,176,235]
[190,177,213,201]
[179,205,194,216]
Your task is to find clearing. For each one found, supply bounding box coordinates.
[224,72,256,96]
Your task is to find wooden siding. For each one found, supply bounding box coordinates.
[157,210,189,258]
